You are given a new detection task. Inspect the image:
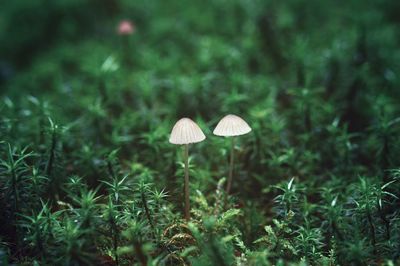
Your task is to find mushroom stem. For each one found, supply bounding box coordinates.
[226,137,235,194]
[184,144,190,221]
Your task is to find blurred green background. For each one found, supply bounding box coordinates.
[1,0,400,184]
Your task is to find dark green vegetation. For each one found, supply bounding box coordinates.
[1,0,400,265]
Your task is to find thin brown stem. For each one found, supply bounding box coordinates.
[184,144,190,221]
[226,137,235,194]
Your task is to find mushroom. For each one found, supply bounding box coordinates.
[213,114,251,194]
[117,20,136,35]
[169,118,206,220]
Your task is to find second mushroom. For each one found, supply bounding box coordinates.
[169,118,206,221]
[213,114,251,194]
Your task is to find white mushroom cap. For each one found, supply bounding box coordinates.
[169,118,206,145]
[213,114,251,137]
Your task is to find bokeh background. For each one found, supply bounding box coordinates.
[2,0,400,189]
[1,0,400,265]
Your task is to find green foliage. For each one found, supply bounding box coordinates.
[1,0,400,265]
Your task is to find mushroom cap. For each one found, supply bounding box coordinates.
[117,20,135,35]
[169,118,206,145]
[213,114,252,137]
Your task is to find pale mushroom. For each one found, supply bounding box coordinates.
[213,114,251,194]
[169,118,206,220]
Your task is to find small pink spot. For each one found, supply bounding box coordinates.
[117,20,135,35]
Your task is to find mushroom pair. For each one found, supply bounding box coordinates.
[169,115,251,221]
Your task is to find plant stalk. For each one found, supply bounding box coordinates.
[366,209,377,255]
[141,191,156,239]
[134,241,147,266]
[112,222,119,266]
[46,125,57,177]
[377,200,390,240]
[184,144,190,221]
[8,145,20,258]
